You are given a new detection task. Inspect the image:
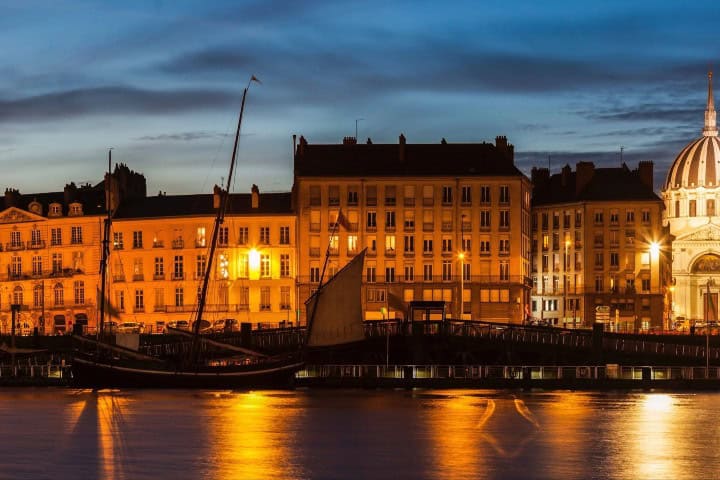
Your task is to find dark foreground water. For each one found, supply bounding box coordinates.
[0,388,718,480]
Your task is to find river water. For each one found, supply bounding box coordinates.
[0,388,718,480]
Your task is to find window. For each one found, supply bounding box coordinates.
[595,252,604,268]
[11,256,21,277]
[480,186,491,204]
[348,235,358,254]
[154,257,164,278]
[218,226,229,245]
[442,260,452,281]
[196,254,206,279]
[708,200,716,217]
[423,238,433,254]
[367,211,377,228]
[132,258,143,281]
[610,252,619,267]
[366,266,377,283]
[49,204,61,216]
[260,227,270,244]
[384,186,396,206]
[442,186,453,204]
[367,235,377,254]
[499,262,509,281]
[280,286,291,310]
[238,287,250,309]
[238,227,249,245]
[174,255,184,279]
[9,230,20,248]
[595,276,604,292]
[134,289,144,310]
[385,235,396,254]
[480,240,490,254]
[347,188,359,206]
[642,278,650,292]
[499,239,510,254]
[71,226,82,245]
[385,211,396,228]
[641,209,651,224]
[404,211,415,229]
[366,185,377,206]
[52,253,62,274]
[594,211,603,224]
[367,288,386,303]
[404,185,415,206]
[310,266,321,283]
[404,265,414,282]
[423,264,433,281]
[461,185,472,204]
[442,237,453,253]
[422,185,434,205]
[462,263,470,281]
[499,211,510,229]
[626,210,635,223]
[153,289,162,310]
[116,290,125,312]
[32,255,42,276]
[74,281,85,305]
[54,283,64,306]
[462,237,471,252]
[260,254,271,278]
[404,236,415,253]
[12,286,22,306]
[499,185,510,204]
[132,231,143,248]
[29,229,41,247]
[32,285,42,308]
[113,232,124,249]
[386,266,396,283]
[309,185,321,206]
[175,287,184,307]
[328,185,340,206]
[280,254,290,277]
[610,210,619,224]
[238,254,249,278]
[480,210,491,229]
[280,226,290,244]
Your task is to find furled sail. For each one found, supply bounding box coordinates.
[306,249,366,347]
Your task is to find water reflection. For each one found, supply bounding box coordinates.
[208,392,303,480]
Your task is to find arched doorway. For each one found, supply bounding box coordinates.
[691,254,720,322]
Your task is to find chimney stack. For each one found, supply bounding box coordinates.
[399,133,406,163]
[575,162,595,195]
[251,184,260,209]
[342,136,357,145]
[637,161,654,190]
[561,164,571,187]
[4,188,19,208]
[213,185,222,209]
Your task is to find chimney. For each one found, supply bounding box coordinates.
[251,184,260,209]
[575,161,595,195]
[399,133,406,163]
[530,167,550,191]
[366,137,372,144]
[297,135,307,156]
[495,135,514,162]
[4,188,19,208]
[343,136,357,145]
[561,164,572,187]
[213,185,222,209]
[64,182,78,206]
[637,161,654,190]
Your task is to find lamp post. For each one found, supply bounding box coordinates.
[458,251,465,321]
[707,278,714,378]
[649,241,660,332]
[564,238,570,329]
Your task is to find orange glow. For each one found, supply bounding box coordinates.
[248,248,261,280]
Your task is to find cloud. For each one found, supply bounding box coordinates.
[136,131,228,142]
[0,86,237,123]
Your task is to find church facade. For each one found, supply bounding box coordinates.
[663,73,720,324]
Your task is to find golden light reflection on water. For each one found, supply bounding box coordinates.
[208,392,302,480]
[629,394,680,480]
[97,392,132,480]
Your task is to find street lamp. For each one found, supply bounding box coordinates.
[458,251,465,320]
[564,238,570,329]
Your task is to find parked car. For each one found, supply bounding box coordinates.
[212,319,227,333]
[154,321,166,334]
[117,321,143,334]
[192,319,212,334]
[103,321,118,334]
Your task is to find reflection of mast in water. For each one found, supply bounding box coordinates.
[475,397,541,459]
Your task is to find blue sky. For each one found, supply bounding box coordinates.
[1,0,719,194]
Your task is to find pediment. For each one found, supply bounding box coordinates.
[0,207,46,224]
[676,225,720,242]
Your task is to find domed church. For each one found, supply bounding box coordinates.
[663,73,720,323]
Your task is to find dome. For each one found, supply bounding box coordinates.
[664,135,720,190]
[664,72,720,191]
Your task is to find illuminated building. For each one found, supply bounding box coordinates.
[663,72,720,323]
[0,183,104,335]
[293,134,532,324]
[531,162,670,329]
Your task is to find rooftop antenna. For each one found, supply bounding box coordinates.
[355,118,364,140]
[620,146,624,165]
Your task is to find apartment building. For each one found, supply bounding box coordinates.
[530,162,671,330]
[293,134,532,324]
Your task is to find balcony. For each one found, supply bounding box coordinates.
[384,198,396,206]
[385,248,396,257]
[112,274,126,282]
[366,225,377,232]
[132,274,144,282]
[153,241,165,248]
[153,274,165,281]
[385,224,396,232]
[172,239,185,249]
[133,306,145,313]
[461,222,472,232]
[441,222,453,232]
[366,249,377,257]
[5,242,25,251]
[404,224,415,232]
[195,241,206,248]
[28,241,46,250]
[328,197,340,206]
[171,272,186,281]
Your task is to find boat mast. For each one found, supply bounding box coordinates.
[98,148,113,341]
[190,77,257,364]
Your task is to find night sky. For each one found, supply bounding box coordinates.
[2,0,719,194]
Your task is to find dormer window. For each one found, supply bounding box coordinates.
[49,203,62,217]
[28,201,42,215]
[69,202,83,216]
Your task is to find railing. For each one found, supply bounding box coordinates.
[5,242,25,251]
[172,239,185,249]
[27,241,46,250]
[295,275,532,284]
[171,272,186,280]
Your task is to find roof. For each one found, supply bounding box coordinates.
[664,135,720,190]
[294,140,525,178]
[0,186,106,217]
[113,192,293,219]
[532,165,661,206]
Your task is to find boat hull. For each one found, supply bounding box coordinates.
[71,357,303,389]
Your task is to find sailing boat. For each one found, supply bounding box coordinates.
[71,78,306,388]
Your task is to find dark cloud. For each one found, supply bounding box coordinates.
[586,105,702,123]
[136,131,228,142]
[0,86,237,123]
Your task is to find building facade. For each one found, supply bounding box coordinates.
[0,184,104,335]
[663,73,720,324]
[531,162,671,330]
[293,134,532,325]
